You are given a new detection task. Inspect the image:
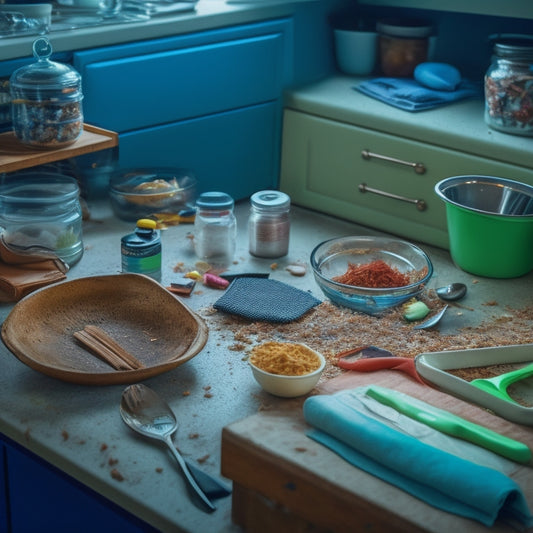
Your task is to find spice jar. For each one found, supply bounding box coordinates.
[0,172,84,266]
[377,19,433,77]
[10,37,83,149]
[193,191,236,265]
[121,219,161,281]
[484,36,533,136]
[248,190,290,258]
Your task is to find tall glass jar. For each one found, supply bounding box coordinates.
[484,36,533,136]
[193,191,236,265]
[248,190,290,258]
[10,37,83,149]
[0,172,84,266]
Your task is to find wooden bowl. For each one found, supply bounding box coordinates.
[1,274,208,385]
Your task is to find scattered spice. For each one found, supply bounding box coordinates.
[156,467,163,473]
[61,430,69,441]
[100,443,108,452]
[110,468,124,481]
[333,260,410,288]
[250,342,321,376]
[108,457,118,466]
[197,454,210,464]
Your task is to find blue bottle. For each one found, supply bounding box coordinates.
[121,219,161,281]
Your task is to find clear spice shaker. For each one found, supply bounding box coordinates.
[248,190,290,258]
[484,35,533,136]
[193,191,236,265]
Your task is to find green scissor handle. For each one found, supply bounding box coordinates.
[366,385,532,464]
[470,363,533,403]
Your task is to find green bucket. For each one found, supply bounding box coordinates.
[435,176,533,278]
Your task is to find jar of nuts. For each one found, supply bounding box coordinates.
[10,37,83,149]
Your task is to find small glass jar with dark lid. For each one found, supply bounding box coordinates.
[10,37,83,149]
[484,35,533,136]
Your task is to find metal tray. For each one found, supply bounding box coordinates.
[415,344,533,426]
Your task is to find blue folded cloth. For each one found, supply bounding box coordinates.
[303,391,533,528]
[356,78,482,111]
[213,277,321,323]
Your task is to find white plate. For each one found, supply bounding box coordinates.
[415,344,533,426]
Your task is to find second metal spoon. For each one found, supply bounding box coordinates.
[435,282,467,302]
[413,305,449,330]
[120,384,216,513]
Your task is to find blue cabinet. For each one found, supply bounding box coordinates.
[73,18,293,200]
[0,443,7,533]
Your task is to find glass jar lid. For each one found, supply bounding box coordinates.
[10,37,82,100]
[492,35,533,61]
[196,191,234,211]
[251,190,290,210]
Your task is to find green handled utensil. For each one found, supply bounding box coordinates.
[470,363,533,404]
[366,385,531,464]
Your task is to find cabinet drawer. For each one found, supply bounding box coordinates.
[118,101,280,200]
[280,110,533,248]
[74,20,291,132]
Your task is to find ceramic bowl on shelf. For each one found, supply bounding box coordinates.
[109,167,196,221]
[248,343,326,398]
[310,235,433,315]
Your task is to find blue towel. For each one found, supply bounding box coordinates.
[356,78,482,111]
[303,392,533,528]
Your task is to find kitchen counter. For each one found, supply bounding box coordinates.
[0,0,314,61]
[0,199,532,532]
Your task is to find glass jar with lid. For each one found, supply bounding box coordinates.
[484,35,533,136]
[0,172,84,266]
[10,37,83,149]
[377,18,433,77]
[193,191,236,265]
[248,190,290,258]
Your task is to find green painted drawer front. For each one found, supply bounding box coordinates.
[280,109,533,249]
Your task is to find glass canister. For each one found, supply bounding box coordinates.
[484,36,533,136]
[0,172,84,266]
[248,190,290,258]
[121,219,161,281]
[10,36,83,149]
[193,191,236,265]
[377,18,433,77]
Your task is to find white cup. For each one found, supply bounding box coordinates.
[334,30,378,76]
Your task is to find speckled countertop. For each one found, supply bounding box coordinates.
[0,199,532,532]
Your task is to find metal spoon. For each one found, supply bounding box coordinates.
[120,384,216,513]
[435,282,467,302]
[413,305,449,330]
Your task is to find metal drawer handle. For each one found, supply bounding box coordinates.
[361,149,426,175]
[359,183,427,211]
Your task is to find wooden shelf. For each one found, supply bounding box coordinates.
[0,124,118,174]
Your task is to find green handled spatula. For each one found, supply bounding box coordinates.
[470,363,533,404]
[366,385,531,464]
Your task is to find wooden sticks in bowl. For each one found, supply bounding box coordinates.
[74,325,145,371]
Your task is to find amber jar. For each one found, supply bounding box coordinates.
[484,36,533,136]
[377,19,433,77]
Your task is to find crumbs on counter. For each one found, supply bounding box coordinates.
[202,299,533,383]
[483,301,499,306]
[156,467,163,473]
[189,433,199,439]
[100,443,108,452]
[110,468,124,482]
[182,390,191,396]
[294,447,308,452]
[108,457,118,466]
[197,454,210,464]
[61,430,69,441]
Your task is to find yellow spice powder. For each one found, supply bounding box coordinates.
[249,342,321,376]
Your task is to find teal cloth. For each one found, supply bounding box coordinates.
[356,78,481,111]
[303,393,533,528]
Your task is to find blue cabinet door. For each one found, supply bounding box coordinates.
[118,101,281,200]
[0,443,7,533]
[5,442,156,533]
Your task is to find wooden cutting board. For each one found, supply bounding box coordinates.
[221,370,533,533]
